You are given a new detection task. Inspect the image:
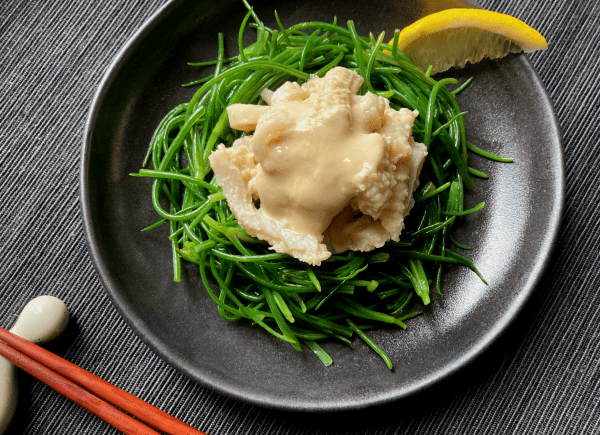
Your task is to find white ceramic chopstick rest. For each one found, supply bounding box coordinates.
[0,296,70,434]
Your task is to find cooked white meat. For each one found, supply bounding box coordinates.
[324,137,427,252]
[209,67,427,265]
[209,143,331,265]
[221,136,260,199]
[226,104,268,132]
[260,88,274,105]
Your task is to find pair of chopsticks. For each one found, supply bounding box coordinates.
[0,326,207,435]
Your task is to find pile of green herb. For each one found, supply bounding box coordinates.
[132,4,511,369]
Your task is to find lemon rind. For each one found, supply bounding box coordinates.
[397,8,547,53]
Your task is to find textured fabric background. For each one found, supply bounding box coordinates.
[1,0,599,433]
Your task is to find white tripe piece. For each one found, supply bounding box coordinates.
[324,135,427,253]
[211,67,427,265]
[209,140,330,265]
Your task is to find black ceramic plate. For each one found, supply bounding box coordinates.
[81,0,564,412]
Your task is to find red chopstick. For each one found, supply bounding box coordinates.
[0,326,207,435]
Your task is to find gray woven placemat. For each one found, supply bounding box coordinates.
[1,0,599,433]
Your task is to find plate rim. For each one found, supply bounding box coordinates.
[80,0,565,412]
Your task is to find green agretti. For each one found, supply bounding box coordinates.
[131,2,511,369]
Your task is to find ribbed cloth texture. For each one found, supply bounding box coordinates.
[1,0,599,433]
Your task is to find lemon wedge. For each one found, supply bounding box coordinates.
[391,8,547,75]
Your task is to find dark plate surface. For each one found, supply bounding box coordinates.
[81,0,564,412]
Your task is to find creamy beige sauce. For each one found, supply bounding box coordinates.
[253,100,385,236]
[213,67,425,265]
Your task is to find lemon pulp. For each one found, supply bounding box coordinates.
[391,8,547,74]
